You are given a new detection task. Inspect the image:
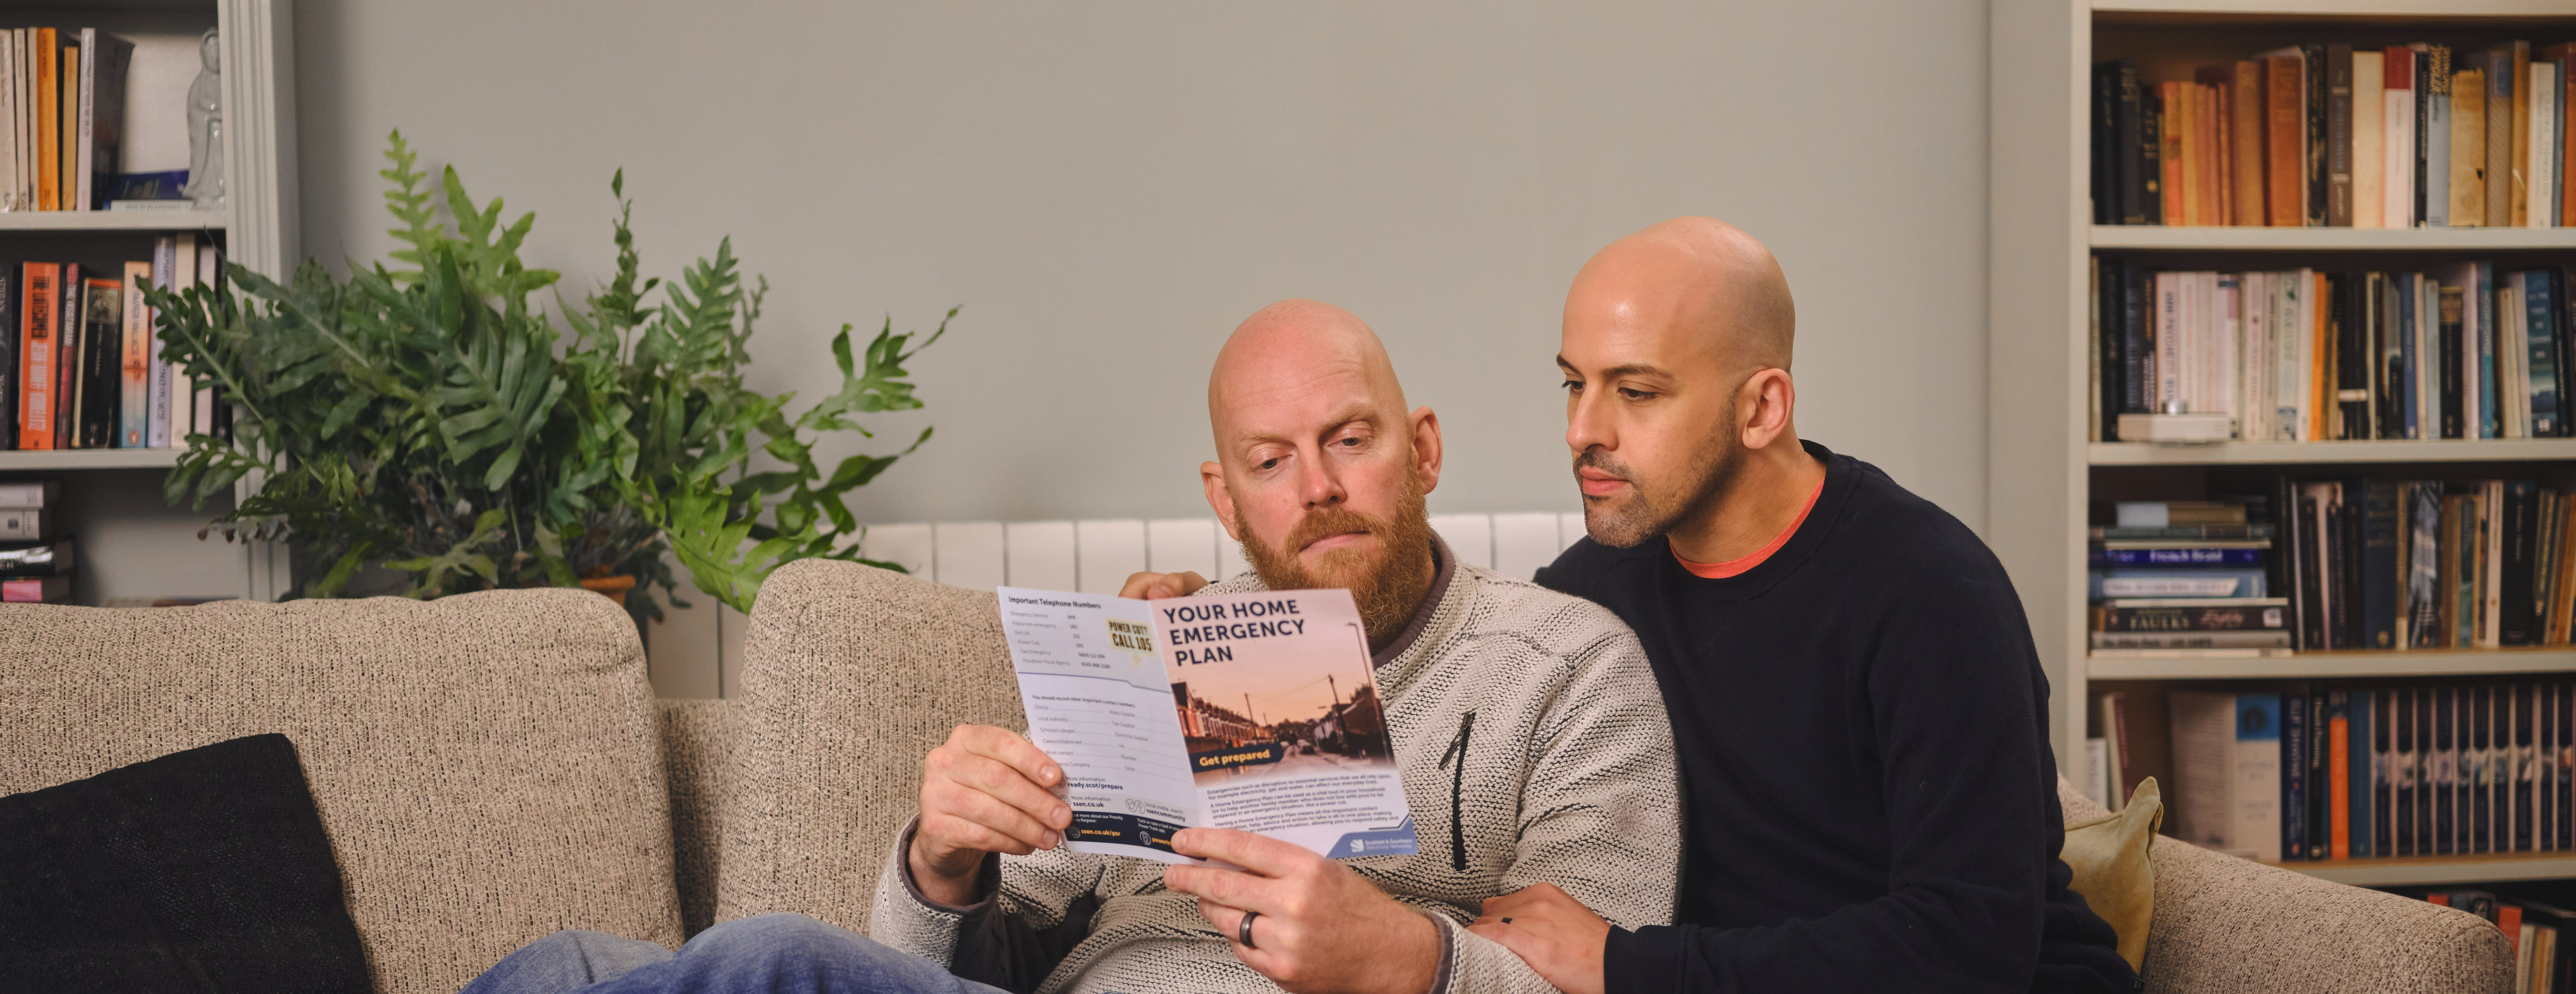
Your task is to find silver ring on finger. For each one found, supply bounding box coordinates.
[1238,909,1260,949]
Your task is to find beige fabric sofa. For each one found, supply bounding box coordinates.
[1,558,2513,993]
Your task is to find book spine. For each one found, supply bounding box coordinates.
[2478,685,2496,852]
[2483,264,2500,438]
[2457,66,2489,225]
[146,236,172,447]
[17,262,49,447]
[2162,82,2187,226]
[2331,690,2353,859]
[0,269,14,450]
[2270,55,2306,227]
[2365,481,2400,647]
[2285,690,2310,859]
[32,30,53,212]
[2093,547,2266,566]
[2398,688,2418,855]
[2506,481,2541,645]
[118,262,145,447]
[73,28,88,212]
[48,262,73,450]
[2534,272,2563,436]
[2492,50,2517,229]
[2116,62,2147,224]
[2437,686,2456,854]
[2143,84,2166,225]
[2427,48,2451,227]
[2304,44,2329,225]
[78,278,111,448]
[2328,44,2356,226]
[2387,49,2416,228]
[2121,261,2147,412]
[2560,680,2573,850]
[2237,61,2268,225]
[2374,690,2394,857]
[2522,684,2538,852]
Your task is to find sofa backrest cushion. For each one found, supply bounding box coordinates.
[717,559,1024,932]
[0,590,681,994]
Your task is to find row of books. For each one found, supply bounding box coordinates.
[1,236,223,451]
[2089,501,2281,651]
[0,27,133,212]
[2397,890,2573,994]
[2092,41,2574,227]
[2139,684,2573,863]
[0,480,68,602]
[2088,262,2575,442]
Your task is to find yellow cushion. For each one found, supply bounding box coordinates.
[2061,776,2161,972]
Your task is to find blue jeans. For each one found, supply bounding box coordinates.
[461,913,1011,994]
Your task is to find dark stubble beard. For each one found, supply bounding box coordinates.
[1577,427,1744,549]
[1233,470,1439,650]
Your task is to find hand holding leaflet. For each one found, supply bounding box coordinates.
[995,585,1417,863]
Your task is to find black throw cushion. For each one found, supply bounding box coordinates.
[0,733,372,993]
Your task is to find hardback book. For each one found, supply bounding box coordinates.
[72,28,129,212]
[2092,63,2117,225]
[2116,500,2248,527]
[30,28,54,211]
[2101,691,2133,811]
[2094,599,2290,632]
[2160,81,2187,225]
[2327,44,2356,227]
[2330,690,2353,859]
[168,231,194,440]
[2234,60,2267,225]
[0,480,53,507]
[2521,684,2539,852]
[0,536,71,574]
[47,262,75,451]
[2436,686,2457,854]
[2091,524,2276,540]
[2477,685,2495,853]
[2561,680,2574,851]
[2354,50,2384,228]
[0,32,17,210]
[2084,738,2109,810]
[2091,568,2266,599]
[2408,482,2444,646]
[192,243,218,436]
[2264,51,2306,227]
[2284,690,2310,859]
[15,261,52,447]
[2303,43,2329,225]
[0,506,52,541]
[2112,61,2149,224]
[0,573,69,602]
[74,275,115,448]
[119,259,148,446]
[2511,42,2533,228]
[2090,630,2292,650]
[2532,61,2560,229]
[2090,547,2265,567]
[2363,481,2401,648]
[2142,83,2166,225]
[2427,46,2452,227]
[2385,48,2416,227]
[54,40,70,215]
[2115,412,2232,442]
[0,270,16,449]
[2310,692,2331,859]
[2526,271,2562,436]
[2504,481,2542,646]
[146,237,173,446]
[2169,690,2281,861]
[2456,66,2490,225]
[2489,49,2517,229]
[2368,689,2389,857]
[2398,688,2419,855]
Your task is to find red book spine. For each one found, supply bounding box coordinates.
[16,263,53,449]
[2331,712,2353,859]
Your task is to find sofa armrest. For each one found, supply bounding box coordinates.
[661,698,737,938]
[2057,779,2510,994]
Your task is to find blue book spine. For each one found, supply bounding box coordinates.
[2351,689,2375,858]
[2088,548,2265,566]
[2481,263,2499,438]
[2283,692,2309,860]
[2529,271,2559,436]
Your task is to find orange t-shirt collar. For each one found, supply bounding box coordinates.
[1672,476,1826,580]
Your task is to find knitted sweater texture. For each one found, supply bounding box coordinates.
[870,544,1680,994]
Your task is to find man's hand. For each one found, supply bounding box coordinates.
[908,724,1070,908]
[1119,571,1210,600]
[1467,883,1610,994]
[1164,828,1441,994]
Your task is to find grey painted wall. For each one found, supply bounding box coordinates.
[292,0,1990,531]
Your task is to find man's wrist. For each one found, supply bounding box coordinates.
[905,835,983,909]
[1373,909,1445,994]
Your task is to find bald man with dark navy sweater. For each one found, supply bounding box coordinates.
[1463,218,2135,994]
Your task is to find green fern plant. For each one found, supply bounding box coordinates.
[147,130,947,616]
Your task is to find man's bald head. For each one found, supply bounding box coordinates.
[1207,298,1408,449]
[1565,217,1794,379]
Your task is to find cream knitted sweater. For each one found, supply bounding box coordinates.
[870,543,1681,994]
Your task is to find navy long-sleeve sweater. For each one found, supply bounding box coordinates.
[1535,441,2133,994]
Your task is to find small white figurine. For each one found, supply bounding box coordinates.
[183,27,222,209]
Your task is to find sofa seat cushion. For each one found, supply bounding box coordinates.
[0,590,682,994]
[0,733,370,993]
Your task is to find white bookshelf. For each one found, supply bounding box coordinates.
[1991,0,2576,889]
[0,0,295,604]
[0,208,226,231]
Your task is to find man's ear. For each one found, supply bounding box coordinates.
[1409,406,1442,495]
[1737,369,1796,451]
[1203,461,1240,540]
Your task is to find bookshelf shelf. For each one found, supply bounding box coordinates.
[0,210,224,232]
[0,449,181,471]
[2092,225,2576,251]
[2279,853,2576,887]
[2090,439,2576,464]
[2089,647,2576,679]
